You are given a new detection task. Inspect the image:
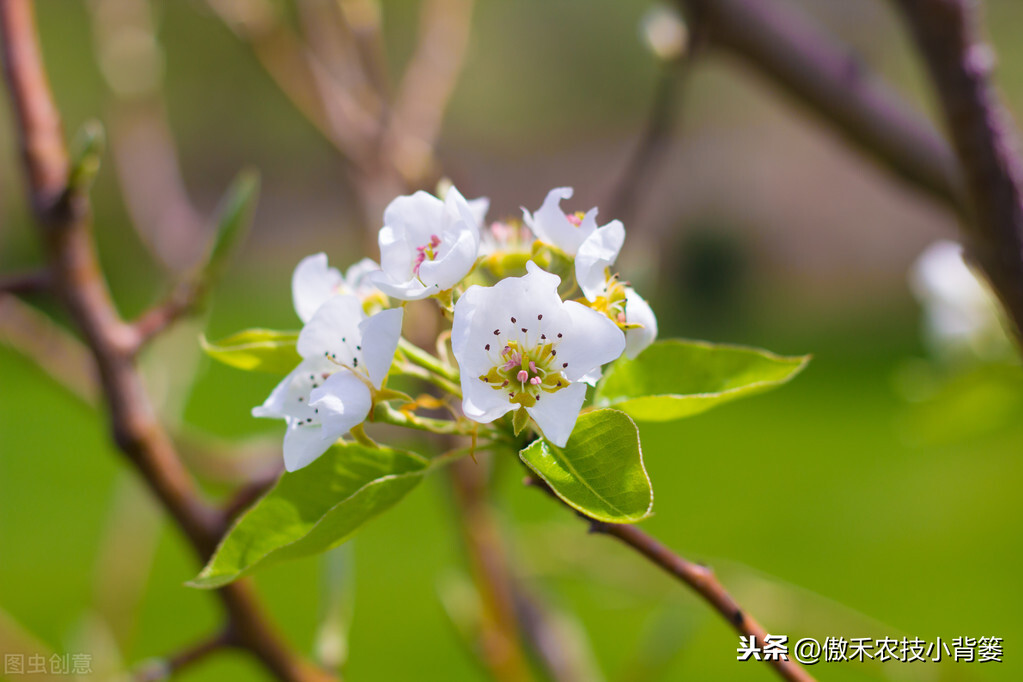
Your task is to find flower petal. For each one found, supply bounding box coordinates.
[282,421,334,472]
[252,360,326,420]
[297,295,366,362]
[292,253,343,323]
[309,370,373,439]
[526,381,586,447]
[558,301,626,382]
[417,226,479,292]
[576,220,625,301]
[624,288,658,359]
[522,187,594,255]
[358,307,404,388]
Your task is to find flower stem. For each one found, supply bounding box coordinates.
[398,337,459,382]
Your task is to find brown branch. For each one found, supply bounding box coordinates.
[448,457,534,682]
[893,0,1023,342]
[525,476,814,682]
[672,0,966,215]
[0,267,49,294]
[133,628,233,682]
[0,3,333,681]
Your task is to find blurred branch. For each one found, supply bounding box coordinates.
[448,457,534,682]
[606,6,697,223]
[88,0,207,273]
[525,476,815,682]
[0,294,99,405]
[133,628,233,682]
[893,0,1023,343]
[223,460,284,521]
[383,0,474,186]
[0,267,49,294]
[0,3,333,680]
[672,0,966,215]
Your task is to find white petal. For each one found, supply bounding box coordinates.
[526,381,586,447]
[576,220,625,301]
[342,258,381,292]
[358,307,403,388]
[292,253,343,323]
[368,272,432,301]
[557,301,626,382]
[467,197,490,228]
[417,227,479,291]
[461,375,518,423]
[383,191,446,246]
[283,421,334,472]
[252,360,326,420]
[624,288,658,359]
[310,370,373,439]
[297,295,366,361]
[522,187,594,255]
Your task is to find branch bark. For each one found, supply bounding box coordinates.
[893,0,1023,340]
[672,0,966,215]
[0,3,334,680]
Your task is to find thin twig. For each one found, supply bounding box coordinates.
[672,0,966,215]
[893,0,1023,343]
[0,3,334,680]
[0,267,49,295]
[525,476,814,682]
[133,628,234,682]
[223,462,284,521]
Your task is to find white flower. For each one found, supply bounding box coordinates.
[623,287,658,358]
[370,187,482,300]
[254,296,403,471]
[522,187,625,301]
[452,261,625,446]
[909,240,1008,360]
[292,253,383,322]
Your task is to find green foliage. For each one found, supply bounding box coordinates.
[190,443,429,588]
[201,328,300,374]
[519,409,652,523]
[203,169,260,285]
[594,339,809,421]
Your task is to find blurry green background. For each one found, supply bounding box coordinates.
[3,0,1023,680]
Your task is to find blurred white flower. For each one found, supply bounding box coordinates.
[640,4,688,62]
[452,261,625,446]
[909,240,1009,360]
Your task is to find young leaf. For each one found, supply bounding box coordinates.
[201,328,301,374]
[594,339,809,422]
[190,443,428,588]
[520,408,652,523]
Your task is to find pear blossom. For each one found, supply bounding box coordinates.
[623,288,658,358]
[452,261,625,446]
[254,295,403,471]
[370,186,482,300]
[523,186,625,301]
[292,253,384,322]
[909,240,1009,360]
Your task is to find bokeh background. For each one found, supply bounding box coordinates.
[3,0,1023,680]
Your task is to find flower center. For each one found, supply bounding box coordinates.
[565,211,585,227]
[478,339,567,408]
[413,234,442,275]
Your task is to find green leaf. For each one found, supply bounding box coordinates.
[203,169,260,285]
[519,409,652,523]
[594,339,809,422]
[201,328,301,374]
[190,443,428,588]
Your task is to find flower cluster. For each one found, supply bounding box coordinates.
[256,185,658,470]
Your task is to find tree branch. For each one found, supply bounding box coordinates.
[525,476,815,682]
[133,628,233,682]
[672,0,966,215]
[0,3,333,680]
[893,0,1023,341]
[0,268,49,295]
